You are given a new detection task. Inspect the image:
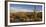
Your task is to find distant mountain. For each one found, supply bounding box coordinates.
[10,8,42,13]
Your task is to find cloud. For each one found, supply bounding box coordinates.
[15,9,34,12]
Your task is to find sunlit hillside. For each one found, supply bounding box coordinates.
[10,12,42,23]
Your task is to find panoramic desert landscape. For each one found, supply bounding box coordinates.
[10,4,42,23]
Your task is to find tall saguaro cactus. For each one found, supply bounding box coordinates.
[33,5,37,20]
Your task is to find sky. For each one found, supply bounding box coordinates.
[10,4,42,12]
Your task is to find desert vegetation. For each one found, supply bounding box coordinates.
[10,12,42,23]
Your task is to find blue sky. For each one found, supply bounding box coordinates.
[10,4,42,12]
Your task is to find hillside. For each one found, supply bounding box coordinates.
[10,12,42,23]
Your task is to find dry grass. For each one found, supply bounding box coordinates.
[10,12,42,23]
